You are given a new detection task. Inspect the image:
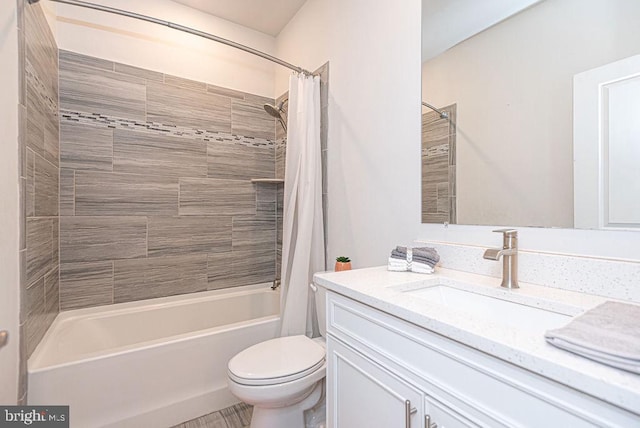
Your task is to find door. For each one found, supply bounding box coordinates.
[574,53,640,229]
[327,337,423,428]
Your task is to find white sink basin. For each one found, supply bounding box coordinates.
[408,285,573,333]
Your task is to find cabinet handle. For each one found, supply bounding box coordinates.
[425,414,438,428]
[404,400,417,427]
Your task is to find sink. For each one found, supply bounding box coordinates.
[408,285,573,333]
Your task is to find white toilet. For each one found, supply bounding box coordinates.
[227,284,327,428]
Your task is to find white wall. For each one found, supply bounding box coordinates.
[422,0,640,228]
[0,0,21,403]
[274,0,329,96]
[276,0,422,269]
[324,0,423,268]
[54,0,277,98]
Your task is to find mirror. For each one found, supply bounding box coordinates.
[421,0,640,229]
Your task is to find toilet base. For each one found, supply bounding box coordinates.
[250,380,324,428]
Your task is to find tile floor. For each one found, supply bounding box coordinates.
[172,402,252,428]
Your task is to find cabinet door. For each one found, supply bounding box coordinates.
[424,396,481,428]
[327,337,423,428]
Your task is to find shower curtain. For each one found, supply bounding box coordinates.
[279,73,325,337]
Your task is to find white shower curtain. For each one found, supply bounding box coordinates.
[279,73,325,337]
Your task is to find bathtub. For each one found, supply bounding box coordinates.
[28,284,280,428]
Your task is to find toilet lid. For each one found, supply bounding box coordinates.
[228,335,325,386]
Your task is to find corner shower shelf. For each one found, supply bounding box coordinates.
[251,178,285,184]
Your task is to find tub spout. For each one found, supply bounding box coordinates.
[271,278,281,290]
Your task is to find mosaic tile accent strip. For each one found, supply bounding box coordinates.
[25,60,58,117]
[60,109,276,149]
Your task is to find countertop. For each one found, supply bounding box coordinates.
[313,266,640,415]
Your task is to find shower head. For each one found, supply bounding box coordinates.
[263,99,288,120]
[264,99,288,131]
[264,103,284,120]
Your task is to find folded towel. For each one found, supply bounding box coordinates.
[394,246,440,265]
[545,301,640,373]
[411,261,435,274]
[387,257,409,272]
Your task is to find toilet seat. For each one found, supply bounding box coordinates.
[228,335,325,386]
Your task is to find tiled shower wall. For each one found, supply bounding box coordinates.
[422,104,456,224]
[58,50,282,310]
[17,0,60,401]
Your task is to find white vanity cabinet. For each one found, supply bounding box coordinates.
[325,290,639,428]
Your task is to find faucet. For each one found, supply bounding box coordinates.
[271,278,281,290]
[483,229,519,289]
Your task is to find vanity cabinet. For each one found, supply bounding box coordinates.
[325,290,639,428]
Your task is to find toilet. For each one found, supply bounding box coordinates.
[227,284,327,428]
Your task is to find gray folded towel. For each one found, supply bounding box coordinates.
[394,246,440,265]
[390,251,439,268]
[545,301,640,374]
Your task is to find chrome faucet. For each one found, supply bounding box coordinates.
[483,229,519,289]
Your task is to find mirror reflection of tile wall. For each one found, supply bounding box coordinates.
[421,104,456,224]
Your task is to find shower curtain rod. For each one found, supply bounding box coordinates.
[421,101,449,119]
[27,0,315,76]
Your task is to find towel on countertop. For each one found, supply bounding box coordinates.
[393,246,440,266]
[545,301,640,374]
[387,245,439,274]
[387,257,409,272]
[411,261,435,274]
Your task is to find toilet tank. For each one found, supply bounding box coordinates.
[312,283,327,338]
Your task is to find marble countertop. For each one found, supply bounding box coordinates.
[313,266,640,415]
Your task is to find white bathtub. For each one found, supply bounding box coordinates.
[28,284,280,428]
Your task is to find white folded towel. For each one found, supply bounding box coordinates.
[387,257,409,272]
[545,301,640,373]
[411,261,434,274]
[387,258,435,274]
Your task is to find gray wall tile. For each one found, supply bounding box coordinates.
[147,82,231,132]
[232,216,276,252]
[115,62,163,82]
[59,168,75,216]
[60,122,113,171]
[18,104,27,177]
[44,267,59,326]
[60,261,114,310]
[25,278,46,357]
[34,154,58,216]
[26,218,52,286]
[19,178,26,251]
[208,250,274,290]
[179,178,255,216]
[60,49,114,71]
[164,74,207,91]
[75,171,179,216]
[148,216,232,257]
[231,99,275,140]
[43,120,58,167]
[206,84,245,100]
[52,219,59,268]
[60,216,147,263]
[26,84,45,156]
[25,5,57,100]
[60,60,146,121]
[113,129,207,178]
[114,255,207,302]
[207,142,274,180]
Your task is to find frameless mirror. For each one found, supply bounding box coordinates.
[421,0,640,229]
